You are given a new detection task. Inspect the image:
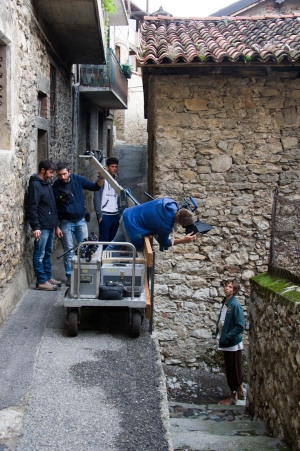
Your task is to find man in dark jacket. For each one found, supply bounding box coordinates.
[26,160,61,291]
[53,161,102,286]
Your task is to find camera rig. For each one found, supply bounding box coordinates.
[57,232,99,262]
[58,191,73,202]
[177,197,213,235]
[144,192,213,236]
[77,232,99,262]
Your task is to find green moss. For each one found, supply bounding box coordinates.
[251,273,300,303]
[102,0,116,15]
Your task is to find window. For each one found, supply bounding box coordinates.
[37,92,48,118]
[115,45,121,62]
[37,129,48,165]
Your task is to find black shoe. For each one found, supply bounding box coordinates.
[65,278,71,287]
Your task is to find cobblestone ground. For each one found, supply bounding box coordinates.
[169,404,252,423]
[163,365,291,451]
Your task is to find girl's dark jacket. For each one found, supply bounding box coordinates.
[26,174,58,231]
[215,296,245,348]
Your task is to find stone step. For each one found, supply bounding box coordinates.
[169,402,291,451]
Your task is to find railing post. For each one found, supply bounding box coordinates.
[149,251,155,334]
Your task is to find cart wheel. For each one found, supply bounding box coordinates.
[68,309,79,337]
[131,311,142,338]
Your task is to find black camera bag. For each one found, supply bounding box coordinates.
[99,283,123,300]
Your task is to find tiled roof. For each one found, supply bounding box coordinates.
[137,15,300,65]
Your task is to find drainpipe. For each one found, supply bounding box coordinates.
[72,79,80,172]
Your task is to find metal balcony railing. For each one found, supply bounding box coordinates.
[80,49,128,108]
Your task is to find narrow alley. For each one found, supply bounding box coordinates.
[0,247,171,451]
[0,241,292,451]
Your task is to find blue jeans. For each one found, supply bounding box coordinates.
[33,229,54,284]
[99,214,120,249]
[106,217,131,250]
[60,218,88,277]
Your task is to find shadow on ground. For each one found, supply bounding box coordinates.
[163,364,233,405]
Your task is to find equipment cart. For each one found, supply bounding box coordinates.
[62,152,156,337]
[63,239,154,338]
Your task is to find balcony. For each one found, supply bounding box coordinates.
[79,49,128,109]
[32,0,106,64]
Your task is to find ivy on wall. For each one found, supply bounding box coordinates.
[102,0,116,15]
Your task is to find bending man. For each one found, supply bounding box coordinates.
[106,197,196,251]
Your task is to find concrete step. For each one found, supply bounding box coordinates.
[169,402,291,451]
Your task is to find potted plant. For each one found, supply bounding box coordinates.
[121,63,133,79]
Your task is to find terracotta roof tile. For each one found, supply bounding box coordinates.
[137,16,300,65]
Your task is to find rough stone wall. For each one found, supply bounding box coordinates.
[248,274,300,451]
[0,0,73,324]
[147,67,300,370]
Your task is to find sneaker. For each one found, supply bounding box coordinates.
[48,278,62,287]
[36,281,58,291]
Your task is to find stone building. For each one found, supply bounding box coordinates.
[211,0,300,16]
[137,14,300,369]
[0,0,130,325]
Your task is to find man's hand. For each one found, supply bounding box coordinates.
[55,227,63,238]
[98,218,102,224]
[32,230,41,241]
[184,232,196,243]
[97,170,104,187]
[173,232,196,246]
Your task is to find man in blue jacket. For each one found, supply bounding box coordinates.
[106,198,196,251]
[26,160,61,291]
[216,279,245,405]
[53,162,102,286]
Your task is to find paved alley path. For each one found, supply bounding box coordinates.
[0,251,171,451]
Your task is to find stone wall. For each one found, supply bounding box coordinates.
[0,0,73,324]
[147,67,300,370]
[248,273,300,451]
